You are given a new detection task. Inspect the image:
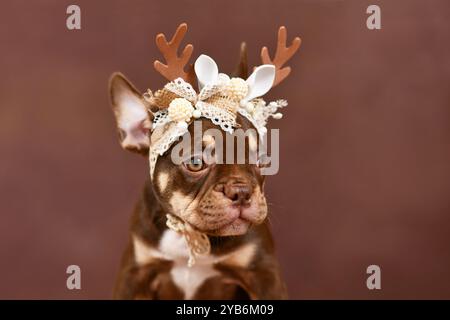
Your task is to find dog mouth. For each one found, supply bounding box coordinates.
[211,217,251,236]
[195,205,264,236]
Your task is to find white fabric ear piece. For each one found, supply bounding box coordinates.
[244,65,276,102]
[194,54,219,90]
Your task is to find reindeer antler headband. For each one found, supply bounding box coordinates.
[145,23,301,176]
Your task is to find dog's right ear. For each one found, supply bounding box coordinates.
[109,72,153,154]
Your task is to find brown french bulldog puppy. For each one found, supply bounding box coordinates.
[109,24,300,299]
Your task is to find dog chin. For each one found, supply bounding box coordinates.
[189,205,266,236]
[210,218,251,236]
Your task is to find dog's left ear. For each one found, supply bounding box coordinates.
[109,72,153,154]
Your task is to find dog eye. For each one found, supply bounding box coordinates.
[184,156,205,172]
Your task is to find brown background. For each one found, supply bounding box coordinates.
[1,0,449,299]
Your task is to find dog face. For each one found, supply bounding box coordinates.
[153,116,268,236]
[109,73,268,236]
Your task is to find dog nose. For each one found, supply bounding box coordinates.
[223,183,252,206]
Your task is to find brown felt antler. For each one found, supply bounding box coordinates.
[260,26,301,87]
[153,23,196,85]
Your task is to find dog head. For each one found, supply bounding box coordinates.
[109,73,267,236]
[108,24,300,236]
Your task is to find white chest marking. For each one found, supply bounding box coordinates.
[133,230,257,299]
[159,230,219,299]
